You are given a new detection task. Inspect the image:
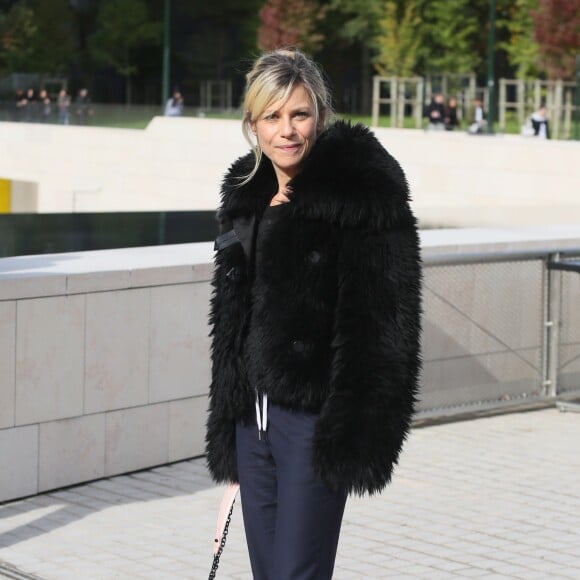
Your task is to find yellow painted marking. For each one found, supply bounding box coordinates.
[0,179,11,213]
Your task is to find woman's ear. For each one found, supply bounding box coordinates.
[246,111,257,135]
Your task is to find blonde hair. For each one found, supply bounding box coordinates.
[239,48,333,184]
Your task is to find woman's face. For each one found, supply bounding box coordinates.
[251,84,319,186]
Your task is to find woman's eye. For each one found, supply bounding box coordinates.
[295,111,309,118]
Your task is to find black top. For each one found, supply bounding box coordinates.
[254,203,286,270]
[244,202,288,392]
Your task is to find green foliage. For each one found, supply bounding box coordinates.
[327,0,385,112]
[328,0,383,43]
[0,0,37,72]
[2,0,575,108]
[374,0,421,76]
[89,0,161,87]
[174,0,263,83]
[497,0,540,79]
[29,0,75,74]
[418,0,482,74]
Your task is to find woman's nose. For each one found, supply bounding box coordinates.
[280,116,295,137]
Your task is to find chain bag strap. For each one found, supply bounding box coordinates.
[208,483,240,579]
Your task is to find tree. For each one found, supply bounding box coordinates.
[532,0,580,79]
[418,0,481,74]
[29,0,75,75]
[498,0,540,79]
[374,0,421,77]
[0,0,37,73]
[89,0,161,104]
[257,0,326,54]
[328,0,384,113]
[173,0,263,102]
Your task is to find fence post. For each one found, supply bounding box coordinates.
[390,78,397,128]
[563,88,572,139]
[397,81,405,128]
[517,79,525,126]
[371,76,380,127]
[553,79,563,139]
[499,78,506,132]
[534,79,541,110]
[468,74,476,108]
[416,78,424,128]
[544,254,562,398]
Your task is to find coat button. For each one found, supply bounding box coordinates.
[292,339,305,353]
[307,250,321,264]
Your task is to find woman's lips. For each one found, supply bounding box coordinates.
[276,143,302,151]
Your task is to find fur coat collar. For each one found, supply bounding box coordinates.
[219,121,412,231]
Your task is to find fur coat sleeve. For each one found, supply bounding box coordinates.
[294,122,422,495]
[312,209,421,495]
[205,212,245,485]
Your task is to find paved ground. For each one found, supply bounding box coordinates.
[1,407,579,580]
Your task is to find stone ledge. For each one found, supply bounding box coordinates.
[2,228,580,299]
[0,242,214,300]
[420,224,580,258]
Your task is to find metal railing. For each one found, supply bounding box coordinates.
[418,249,580,418]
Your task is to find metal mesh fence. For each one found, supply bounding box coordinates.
[558,254,580,396]
[418,258,545,414]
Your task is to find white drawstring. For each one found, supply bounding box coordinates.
[255,390,268,439]
[263,393,268,431]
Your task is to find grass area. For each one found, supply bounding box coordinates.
[101,113,524,134]
[3,103,572,138]
[338,112,525,134]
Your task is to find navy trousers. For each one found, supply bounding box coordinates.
[236,404,347,580]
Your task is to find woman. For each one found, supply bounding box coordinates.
[445,97,460,131]
[206,48,422,580]
[164,90,184,117]
[530,106,550,139]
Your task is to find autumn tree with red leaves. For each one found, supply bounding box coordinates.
[532,0,580,79]
[258,0,326,54]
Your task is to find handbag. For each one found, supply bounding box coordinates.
[208,483,240,579]
[521,118,535,137]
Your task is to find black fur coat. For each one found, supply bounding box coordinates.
[206,121,422,496]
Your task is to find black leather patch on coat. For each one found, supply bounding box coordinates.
[214,229,239,251]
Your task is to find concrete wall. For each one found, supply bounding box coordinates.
[1,226,579,502]
[0,118,579,226]
[0,179,38,213]
[0,243,213,502]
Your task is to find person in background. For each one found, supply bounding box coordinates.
[14,89,27,122]
[38,90,52,123]
[468,98,487,134]
[445,97,460,131]
[164,90,184,117]
[530,106,550,139]
[206,48,422,580]
[57,89,71,125]
[426,93,446,130]
[24,88,37,122]
[75,88,92,125]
